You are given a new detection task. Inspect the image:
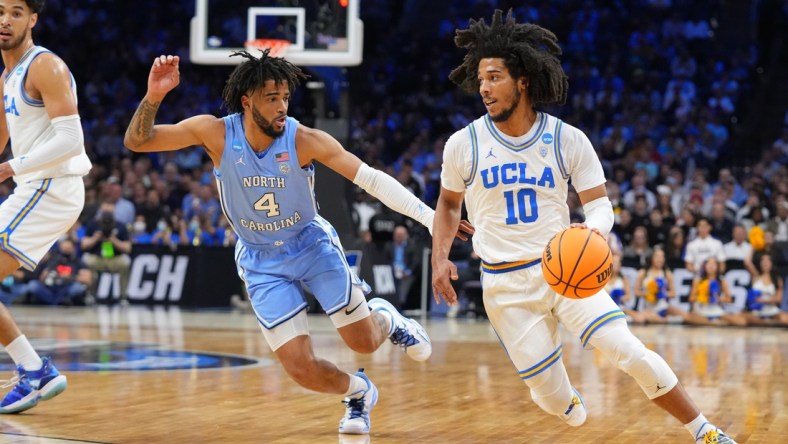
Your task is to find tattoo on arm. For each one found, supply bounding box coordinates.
[125,99,160,148]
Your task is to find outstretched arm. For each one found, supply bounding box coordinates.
[298,126,470,236]
[124,55,223,165]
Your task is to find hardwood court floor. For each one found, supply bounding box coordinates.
[0,305,785,444]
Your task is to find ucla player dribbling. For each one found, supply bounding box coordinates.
[124,50,472,436]
[430,10,736,443]
[0,0,91,414]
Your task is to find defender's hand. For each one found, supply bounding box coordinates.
[148,55,180,98]
[455,220,475,241]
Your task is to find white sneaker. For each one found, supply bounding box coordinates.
[338,369,378,435]
[368,298,432,361]
[560,387,586,427]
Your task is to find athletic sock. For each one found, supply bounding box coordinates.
[685,414,713,441]
[6,335,43,371]
[344,373,369,399]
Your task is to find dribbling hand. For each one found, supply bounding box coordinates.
[431,258,459,306]
[148,55,180,98]
[569,223,605,239]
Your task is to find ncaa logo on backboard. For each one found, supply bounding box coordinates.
[542,133,553,144]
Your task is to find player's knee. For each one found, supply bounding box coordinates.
[280,355,318,385]
[609,333,647,373]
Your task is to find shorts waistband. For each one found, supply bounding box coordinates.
[481,258,541,274]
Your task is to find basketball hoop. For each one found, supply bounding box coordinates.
[245,39,291,58]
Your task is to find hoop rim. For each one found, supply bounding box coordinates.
[244,38,291,57]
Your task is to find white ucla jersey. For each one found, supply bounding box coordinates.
[442,112,606,266]
[3,46,91,183]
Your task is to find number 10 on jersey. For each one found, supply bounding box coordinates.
[504,188,538,224]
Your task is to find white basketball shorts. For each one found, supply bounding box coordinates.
[0,176,84,270]
[482,260,625,382]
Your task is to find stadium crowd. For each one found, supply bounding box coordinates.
[0,0,785,323]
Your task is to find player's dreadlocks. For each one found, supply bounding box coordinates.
[449,9,568,106]
[222,49,309,114]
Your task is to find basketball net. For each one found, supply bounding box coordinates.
[244,39,291,58]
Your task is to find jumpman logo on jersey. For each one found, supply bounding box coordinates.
[235,155,246,166]
[486,147,496,159]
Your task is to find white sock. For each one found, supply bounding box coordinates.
[5,335,43,371]
[685,414,713,440]
[344,374,369,399]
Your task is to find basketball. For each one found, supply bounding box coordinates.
[541,227,613,299]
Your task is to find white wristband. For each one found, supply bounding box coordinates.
[582,196,614,236]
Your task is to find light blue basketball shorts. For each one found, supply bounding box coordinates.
[235,217,371,329]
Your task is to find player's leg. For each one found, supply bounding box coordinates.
[556,291,737,443]
[0,178,79,413]
[262,312,378,435]
[307,216,430,361]
[483,266,586,426]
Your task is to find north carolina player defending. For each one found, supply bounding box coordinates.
[124,51,470,435]
[0,0,90,413]
[430,10,735,443]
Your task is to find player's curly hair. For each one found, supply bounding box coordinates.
[24,0,44,13]
[449,9,568,106]
[222,49,309,114]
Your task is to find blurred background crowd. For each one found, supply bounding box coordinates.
[0,0,786,323]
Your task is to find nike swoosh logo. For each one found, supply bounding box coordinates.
[345,301,364,315]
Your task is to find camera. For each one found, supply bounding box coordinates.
[99,212,116,237]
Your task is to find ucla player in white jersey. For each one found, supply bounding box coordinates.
[0,0,90,414]
[124,50,472,436]
[431,10,736,444]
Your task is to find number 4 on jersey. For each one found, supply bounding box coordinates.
[254,192,280,217]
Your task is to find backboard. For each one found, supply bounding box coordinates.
[190,0,363,66]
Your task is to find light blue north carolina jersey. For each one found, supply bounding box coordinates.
[215,115,317,246]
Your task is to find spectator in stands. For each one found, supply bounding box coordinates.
[743,254,788,326]
[28,240,91,306]
[0,269,30,306]
[765,199,788,242]
[634,248,688,323]
[386,225,421,308]
[80,201,133,304]
[104,178,135,227]
[664,226,687,270]
[684,218,726,274]
[605,255,647,324]
[686,258,747,326]
[622,226,653,269]
[723,225,757,276]
[709,202,734,244]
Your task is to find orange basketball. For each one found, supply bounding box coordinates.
[541,227,613,299]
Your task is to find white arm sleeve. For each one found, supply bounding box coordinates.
[583,196,614,236]
[8,115,83,176]
[353,163,435,233]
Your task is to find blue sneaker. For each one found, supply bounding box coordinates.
[338,369,378,435]
[368,298,432,361]
[0,357,67,414]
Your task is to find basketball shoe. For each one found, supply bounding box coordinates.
[560,387,587,427]
[696,427,737,443]
[0,357,67,414]
[339,369,378,435]
[367,298,432,361]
